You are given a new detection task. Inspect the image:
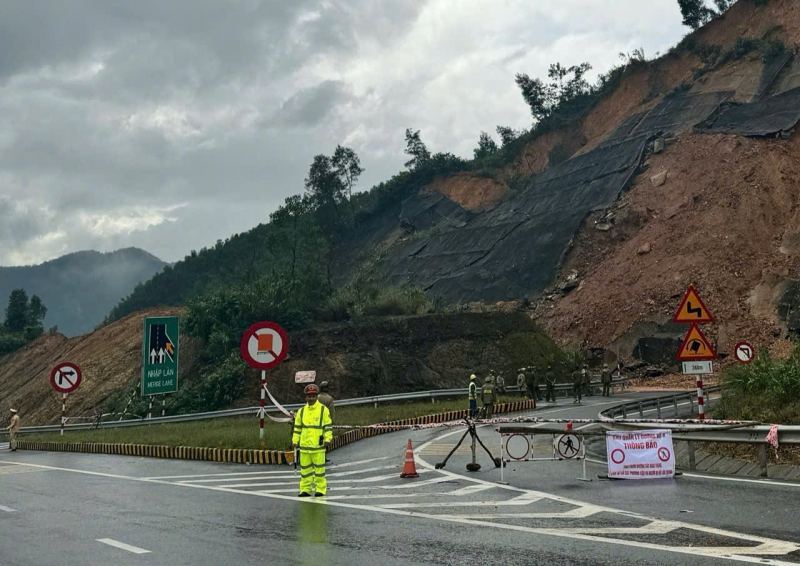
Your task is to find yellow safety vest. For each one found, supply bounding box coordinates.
[292,401,332,451]
[469,381,477,400]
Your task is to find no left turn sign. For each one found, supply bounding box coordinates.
[240,321,289,370]
[50,362,82,394]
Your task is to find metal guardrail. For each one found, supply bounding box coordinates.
[598,386,800,445]
[5,377,631,436]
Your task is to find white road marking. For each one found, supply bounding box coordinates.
[447,484,494,496]
[681,472,800,488]
[0,505,17,512]
[177,465,398,484]
[144,470,293,480]
[96,538,151,554]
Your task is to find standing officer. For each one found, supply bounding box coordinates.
[7,408,20,451]
[481,376,496,418]
[291,384,332,497]
[582,364,592,396]
[468,374,478,418]
[495,372,505,395]
[317,381,335,420]
[527,366,542,401]
[572,365,583,404]
[545,365,556,403]
[602,364,613,397]
[516,370,526,394]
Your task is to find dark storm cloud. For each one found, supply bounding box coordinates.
[0,0,686,266]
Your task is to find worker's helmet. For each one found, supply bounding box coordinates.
[547,365,552,369]
[9,408,17,413]
[485,377,492,383]
[603,363,609,368]
[319,381,329,391]
[304,384,319,395]
[470,374,477,380]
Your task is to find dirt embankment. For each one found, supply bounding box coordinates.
[540,132,800,358]
[0,307,201,428]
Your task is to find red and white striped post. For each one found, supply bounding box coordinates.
[148,396,153,420]
[696,377,705,420]
[61,393,67,436]
[162,396,166,417]
[259,370,266,440]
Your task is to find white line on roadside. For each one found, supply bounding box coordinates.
[177,465,398,484]
[0,505,17,512]
[96,538,151,554]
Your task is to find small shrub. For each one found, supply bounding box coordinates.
[763,38,787,63]
[666,82,693,98]
[548,143,572,166]
[694,43,722,66]
[731,37,758,60]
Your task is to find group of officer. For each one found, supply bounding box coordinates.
[469,362,618,415]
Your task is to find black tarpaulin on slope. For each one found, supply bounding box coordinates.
[630,91,734,138]
[699,87,800,136]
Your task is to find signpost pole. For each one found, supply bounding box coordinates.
[260,370,266,440]
[148,396,153,420]
[61,393,66,436]
[696,377,705,420]
[162,396,166,418]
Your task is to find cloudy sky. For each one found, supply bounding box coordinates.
[0,0,687,266]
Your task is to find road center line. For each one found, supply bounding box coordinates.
[96,538,151,554]
[0,504,17,512]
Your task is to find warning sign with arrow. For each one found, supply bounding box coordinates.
[141,316,179,396]
[676,324,717,361]
[673,286,714,323]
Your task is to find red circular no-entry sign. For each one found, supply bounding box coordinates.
[240,321,289,370]
[611,448,625,464]
[50,362,82,394]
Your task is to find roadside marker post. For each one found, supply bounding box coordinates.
[674,287,716,421]
[240,321,290,440]
[50,362,82,436]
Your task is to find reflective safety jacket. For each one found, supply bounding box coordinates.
[292,401,332,451]
[481,383,496,405]
[468,381,477,400]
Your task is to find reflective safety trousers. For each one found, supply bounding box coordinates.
[292,401,333,450]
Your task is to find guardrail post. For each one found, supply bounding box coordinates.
[622,405,627,419]
[638,402,644,418]
[656,398,662,419]
[759,445,768,477]
[687,441,696,470]
[374,402,378,409]
[673,396,678,416]
[690,394,694,415]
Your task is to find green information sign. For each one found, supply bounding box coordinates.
[141,316,179,396]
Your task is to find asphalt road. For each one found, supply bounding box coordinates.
[1,392,799,566]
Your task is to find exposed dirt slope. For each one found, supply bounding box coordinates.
[539,132,800,357]
[0,307,201,428]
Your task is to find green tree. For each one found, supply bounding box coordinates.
[404,128,431,169]
[27,294,47,328]
[496,126,521,148]
[4,289,28,333]
[331,145,365,214]
[515,73,551,122]
[305,154,345,215]
[269,194,322,282]
[677,0,717,29]
[473,131,499,160]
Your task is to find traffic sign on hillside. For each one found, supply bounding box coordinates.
[50,362,82,393]
[240,321,289,370]
[141,316,179,396]
[673,286,715,323]
[735,341,755,364]
[676,324,717,361]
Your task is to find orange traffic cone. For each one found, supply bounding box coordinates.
[400,439,419,478]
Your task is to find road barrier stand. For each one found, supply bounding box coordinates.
[499,427,592,484]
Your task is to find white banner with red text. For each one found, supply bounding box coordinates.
[606,429,675,479]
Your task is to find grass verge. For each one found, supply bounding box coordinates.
[23,395,528,451]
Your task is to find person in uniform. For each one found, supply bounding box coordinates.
[527,366,542,401]
[582,364,592,396]
[7,408,20,451]
[602,364,613,397]
[495,373,505,395]
[317,381,335,420]
[468,374,478,418]
[572,366,583,404]
[545,365,556,403]
[481,376,496,419]
[291,384,333,497]
[516,370,526,394]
